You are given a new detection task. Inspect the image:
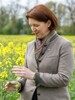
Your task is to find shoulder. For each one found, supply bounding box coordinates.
[28,40,35,46]
[26,40,35,49]
[57,35,72,47]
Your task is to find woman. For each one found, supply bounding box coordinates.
[5,4,74,100]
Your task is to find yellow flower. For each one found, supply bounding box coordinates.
[0,62,3,67]
[8,42,14,48]
[0,71,8,79]
[16,57,24,66]
[15,82,21,89]
[0,43,3,48]
[6,61,12,66]
[3,47,11,55]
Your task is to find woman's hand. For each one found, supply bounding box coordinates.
[12,66,35,80]
[5,81,17,91]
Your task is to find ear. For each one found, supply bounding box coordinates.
[47,20,51,27]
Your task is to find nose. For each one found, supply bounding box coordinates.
[31,26,37,32]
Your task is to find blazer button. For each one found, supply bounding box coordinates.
[43,44,47,47]
[37,67,39,71]
[38,59,41,62]
[37,93,40,96]
[41,52,44,55]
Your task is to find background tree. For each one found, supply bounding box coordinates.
[0,7,9,34]
[62,0,75,35]
[0,0,75,35]
[65,0,75,25]
[46,2,57,14]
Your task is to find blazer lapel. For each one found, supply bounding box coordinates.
[37,31,58,64]
[30,41,38,69]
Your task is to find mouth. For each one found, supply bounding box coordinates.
[33,31,39,35]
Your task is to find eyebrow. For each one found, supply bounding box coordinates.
[29,23,39,26]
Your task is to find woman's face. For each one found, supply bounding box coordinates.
[28,18,51,39]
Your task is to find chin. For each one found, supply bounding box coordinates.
[37,37,43,40]
[36,35,43,39]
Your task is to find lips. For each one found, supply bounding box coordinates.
[32,31,39,35]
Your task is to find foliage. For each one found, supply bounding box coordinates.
[0,1,75,35]
[0,35,34,100]
[0,35,75,100]
[60,25,75,35]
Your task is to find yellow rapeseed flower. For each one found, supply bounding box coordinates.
[8,42,14,48]
[0,62,3,67]
[0,71,8,79]
[6,61,12,66]
[16,57,24,66]
[0,43,3,48]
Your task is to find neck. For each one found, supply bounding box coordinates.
[39,30,50,40]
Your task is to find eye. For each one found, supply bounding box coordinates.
[33,24,39,27]
[29,24,40,28]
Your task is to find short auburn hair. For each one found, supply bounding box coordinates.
[26,4,58,32]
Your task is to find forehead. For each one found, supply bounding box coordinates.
[28,18,42,25]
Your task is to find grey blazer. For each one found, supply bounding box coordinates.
[19,32,74,100]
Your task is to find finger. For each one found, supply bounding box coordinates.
[12,66,24,69]
[13,66,20,68]
[5,81,15,88]
[13,71,27,77]
[12,70,26,75]
[5,82,10,87]
[12,66,26,69]
[12,68,21,71]
[4,87,8,91]
[13,73,23,77]
[12,68,24,72]
[4,85,10,91]
[12,69,26,74]
[12,70,21,74]
[10,81,16,84]
[13,72,29,79]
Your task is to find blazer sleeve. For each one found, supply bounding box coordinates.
[34,42,74,87]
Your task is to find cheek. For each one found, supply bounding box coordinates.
[42,25,48,32]
[38,24,48,33]
[38,25,46,31]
